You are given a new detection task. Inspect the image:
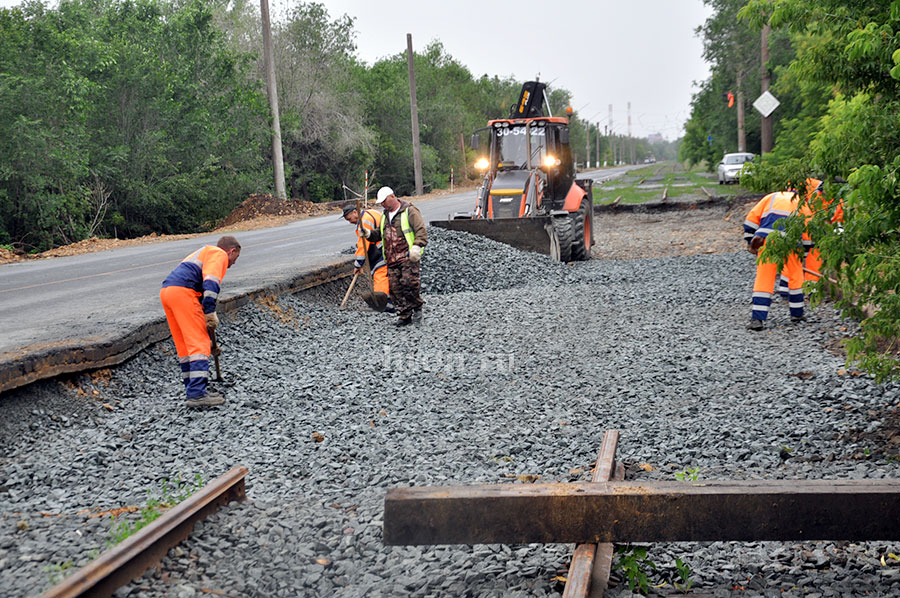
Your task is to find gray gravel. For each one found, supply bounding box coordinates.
[2,226,900,597]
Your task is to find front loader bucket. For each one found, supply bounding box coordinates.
[431,217,557,257]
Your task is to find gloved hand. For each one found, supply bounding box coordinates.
[409,245,422,262]
[749,236,764,255]
[354,266,362,275]
[361,225,374,240]
[205,311,219,331]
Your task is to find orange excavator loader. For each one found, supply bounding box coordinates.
[431,81,594,261]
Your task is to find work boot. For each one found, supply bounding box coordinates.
[746,318,765,331]
[383,301,396,314]
[394,317,412,327]
[362,291,377,310]
[790,315,806,323]
[411,308,423,325]
[185,390,225,408]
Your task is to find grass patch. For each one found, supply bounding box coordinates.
[592,160,750,204]
[108,474,204,547]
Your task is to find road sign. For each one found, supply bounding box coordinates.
[753,91,780,118]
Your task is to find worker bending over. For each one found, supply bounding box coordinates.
[341,203,393,313]
[743,192,809,331]
[365,187,427,326]
[160,236,240,406]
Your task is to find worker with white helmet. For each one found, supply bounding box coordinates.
[363,187,428,326]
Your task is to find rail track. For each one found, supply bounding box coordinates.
[39,466,248,598]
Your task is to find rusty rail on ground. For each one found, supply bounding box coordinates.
[562,430,624,598]
[39,466,248,598]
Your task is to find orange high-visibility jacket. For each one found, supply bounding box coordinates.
[354,209,385,271]
[161,245,230,314]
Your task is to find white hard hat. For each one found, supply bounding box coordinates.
[376,186,394,204]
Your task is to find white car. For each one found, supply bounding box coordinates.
[717,152,755,184]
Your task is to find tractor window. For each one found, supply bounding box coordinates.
[496,126,547,168]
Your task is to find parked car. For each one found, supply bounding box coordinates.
[717,152,755,184]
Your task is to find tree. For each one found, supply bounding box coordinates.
[739,0,900,379]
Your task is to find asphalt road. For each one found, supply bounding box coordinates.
[0,166,638,362]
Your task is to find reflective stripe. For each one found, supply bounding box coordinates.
[752,292,771,300]
[203,274,221,284]
[187,353,208,361]
[203,290,218,300]
[182,370,209,379]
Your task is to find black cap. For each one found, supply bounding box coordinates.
[340,203,357,218]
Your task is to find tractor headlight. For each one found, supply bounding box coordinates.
[475,157,490,171]
[542,154,561,168]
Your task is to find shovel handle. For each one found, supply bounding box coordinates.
[340,272,360,310]
[209,328,223,382]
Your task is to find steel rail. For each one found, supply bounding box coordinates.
[39,465,248,598]
[561,430,622,598]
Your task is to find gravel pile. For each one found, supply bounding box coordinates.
[2,223,900,597]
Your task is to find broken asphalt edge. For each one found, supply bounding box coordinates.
[0,259,353,396]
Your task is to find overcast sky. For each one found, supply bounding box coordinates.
[310,0,713,139]
[1,0,713,139]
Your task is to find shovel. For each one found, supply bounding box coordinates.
[209,328,223,382]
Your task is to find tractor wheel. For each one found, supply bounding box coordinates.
[571,197,592,261]
[553,215,574,262]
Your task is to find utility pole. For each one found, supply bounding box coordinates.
[596,122,600,168]
[459,133,468,179]
[406,34,424,196]
[760,23,773,153]
[627,101,634,165]
[603,125,608,166]
[585,121,590,170]
[260,0,285,199]
[737,70,746,152]
[608,104,614,165]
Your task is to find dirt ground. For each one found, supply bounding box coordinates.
[0,185,478,265]
[593,197,757,260]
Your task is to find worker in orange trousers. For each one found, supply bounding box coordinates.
[342,203,393,312]
[743,192,809,330]
[160,236,241,407]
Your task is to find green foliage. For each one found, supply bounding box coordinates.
[108,474,203,546]
[44,560,74,586]
[674,467,700,481]
[674,557,694,593]
[0,0,268,250]
[711,0,900,380]
[614,544,656,594]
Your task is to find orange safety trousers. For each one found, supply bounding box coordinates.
[372,264,389,295]
[160,285,210,398]
[752,243,805,322]
[805,249,822,282]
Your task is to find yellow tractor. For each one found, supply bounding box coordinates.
[432,81,594,261]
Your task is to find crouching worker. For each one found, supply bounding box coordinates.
[743,192,807,331]
[160,236,241,407]
[341,203,394,313]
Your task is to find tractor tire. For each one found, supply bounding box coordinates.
[553,215,574,262]
[571,197,592,261]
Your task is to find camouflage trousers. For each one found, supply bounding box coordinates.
[387,260,423,320]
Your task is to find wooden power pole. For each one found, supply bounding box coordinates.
[737,70,746,152]
[406,34,424,196]
[760,23,773,154]
[260,0,285,199]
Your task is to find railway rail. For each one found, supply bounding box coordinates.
[38,466,248,598]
